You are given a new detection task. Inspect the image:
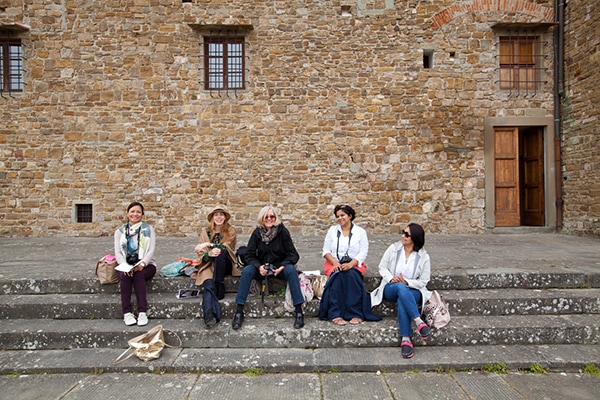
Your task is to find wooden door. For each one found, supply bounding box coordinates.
[494,127,520,226]
[521,127,545,226]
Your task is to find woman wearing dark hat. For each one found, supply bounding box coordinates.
[318,204,381,325]
[193,205,239,328]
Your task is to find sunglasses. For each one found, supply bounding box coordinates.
[264,214,276,220]
[401,230,411,238]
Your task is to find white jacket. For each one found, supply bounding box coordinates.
[370,241,433,310]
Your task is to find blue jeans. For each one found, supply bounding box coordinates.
[383,283,422,337]
[235,264,304,307]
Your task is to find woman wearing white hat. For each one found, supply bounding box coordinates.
[193,205,239,328]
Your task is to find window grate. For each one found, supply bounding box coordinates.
[76,204,93,223]
[0,36,23,94]
[202,36,248,95]
[496,34,548,96]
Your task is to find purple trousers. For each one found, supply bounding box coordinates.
[118,264,156,314]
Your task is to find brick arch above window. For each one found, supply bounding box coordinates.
[431,0,554,31]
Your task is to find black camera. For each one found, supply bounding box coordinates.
[339,255,353,264]
[126,253,139,265]
[263,263,277,277]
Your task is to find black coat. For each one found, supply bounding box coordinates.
[245,224,300,267]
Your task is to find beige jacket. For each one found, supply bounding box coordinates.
[193,225,240,285]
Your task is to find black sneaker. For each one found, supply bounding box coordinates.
[417,323,432,340]
[401,340,414,359]
[232,312,244,330]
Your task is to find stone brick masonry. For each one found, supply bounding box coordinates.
[560,0,600,236]
[0,0,597,237]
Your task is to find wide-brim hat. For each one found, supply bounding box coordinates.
[207,205,231,223]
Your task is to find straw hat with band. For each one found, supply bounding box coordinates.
[207,205,231,223]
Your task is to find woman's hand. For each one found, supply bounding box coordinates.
[194,242,212,256]
[273,266,285,277]
[208,247,222,257]
[339,259,357,272]
[259,265,268,276]
[390,273,408,285]
[126,262,145,277]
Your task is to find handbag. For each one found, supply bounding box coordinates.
[113,324,181,364]
[422,290,451,329]
[95,254,119,284]
[284,272,315,312]
[310,275,329,299]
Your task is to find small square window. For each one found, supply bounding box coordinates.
[423,50,434,69]
[75,204,93,223]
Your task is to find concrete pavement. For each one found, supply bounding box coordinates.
[1,370,599,399]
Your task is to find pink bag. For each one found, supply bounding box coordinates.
[422,290,451,329]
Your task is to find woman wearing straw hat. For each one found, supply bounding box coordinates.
[192,205,239,328]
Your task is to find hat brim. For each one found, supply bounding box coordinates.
[207,207,231,223]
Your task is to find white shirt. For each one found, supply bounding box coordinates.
[394,248,417,279]
[322,223,369,265]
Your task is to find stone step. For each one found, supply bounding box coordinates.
[1,344,599,375]
[1,314,598,351]
[2,288,600,320]
[1,267,597,296]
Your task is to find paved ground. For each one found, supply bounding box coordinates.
[1,370,599,400]
[1,232,599,280]
[1,231,599,399]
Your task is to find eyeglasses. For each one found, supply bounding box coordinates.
[401,230,411,238]
[264,215,276,220]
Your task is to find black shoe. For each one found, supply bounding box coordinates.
[294,312,305,329]
[232,312,244,330]
[216,281,225,300]
[204,312,217,329]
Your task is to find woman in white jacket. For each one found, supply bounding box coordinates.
[370,223,433,359]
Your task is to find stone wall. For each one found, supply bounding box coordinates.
[561,0,600,236]
[0,1,560,237]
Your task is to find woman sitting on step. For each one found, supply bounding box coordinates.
[192,205,239,328]
[114,201,157,327]
[318,204,381,325]
[370,223,433,359]
[232,205,305,330]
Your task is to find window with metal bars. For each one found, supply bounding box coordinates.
[75,204,93,223]
[203,37,245,92]
[0,37,23,93]
[498,35,542,92]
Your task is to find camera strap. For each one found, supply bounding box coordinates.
[336,223,353,261]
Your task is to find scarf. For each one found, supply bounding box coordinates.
[260,225,279,244]
[119,221,152,262]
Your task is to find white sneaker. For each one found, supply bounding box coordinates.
[123,313,137,326]
[137,312,148,326]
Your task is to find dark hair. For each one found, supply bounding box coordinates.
[406,223,425,251]
[334,204,356,221]
[127,201,145,215]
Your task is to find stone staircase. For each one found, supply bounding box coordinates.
[1,265,599,374]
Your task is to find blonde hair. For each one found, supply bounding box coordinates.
[257,205,282,228]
